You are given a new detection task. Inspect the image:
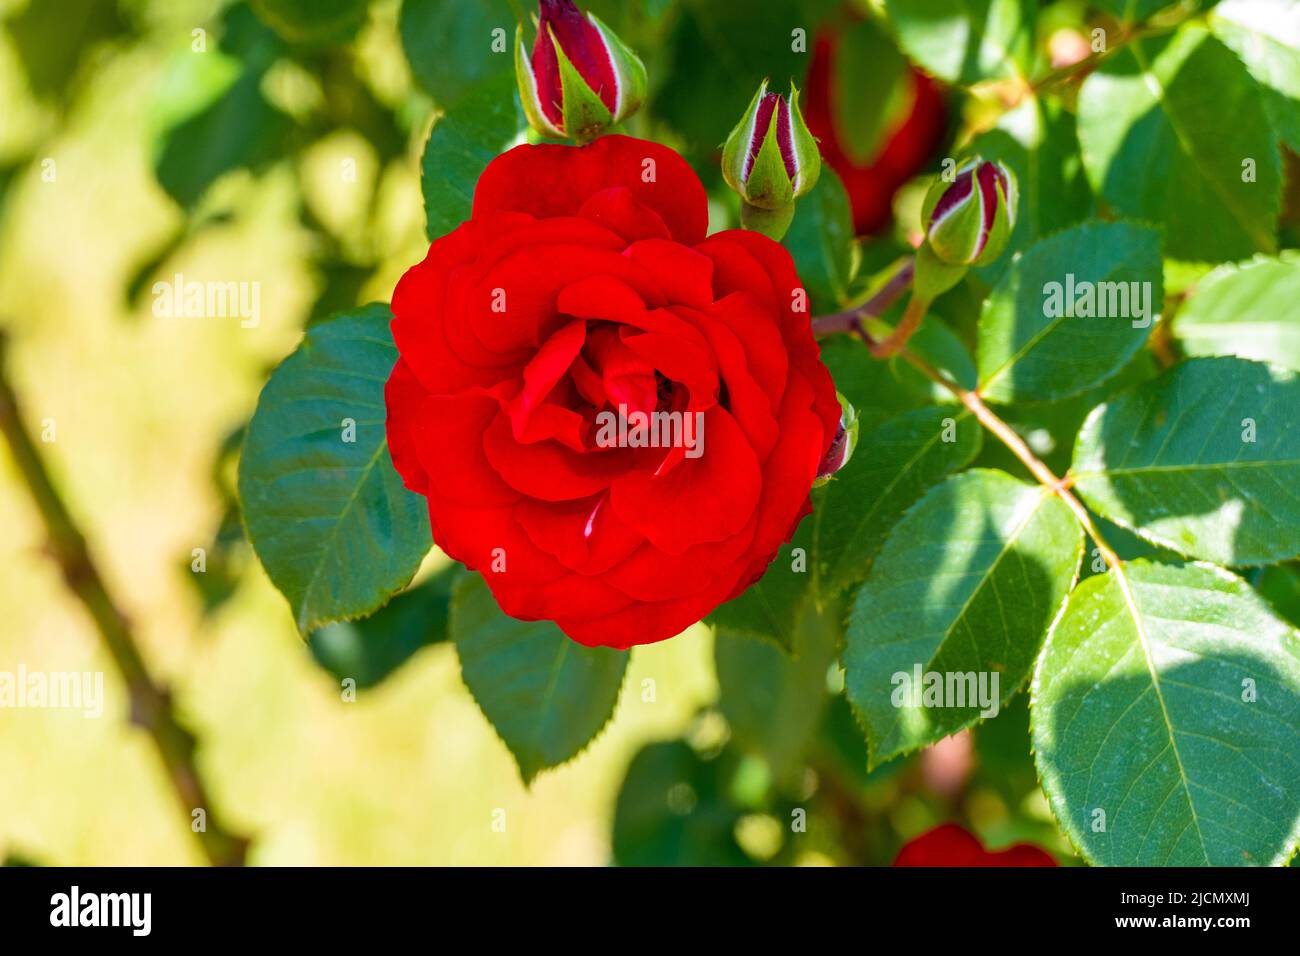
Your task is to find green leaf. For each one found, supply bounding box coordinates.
[969,95,1093,285]
[811,405,982,598]
[1173,254,1300,371]
[239,304,430,633]
[903,314,980,394]
[1070,356,1300,566]
[783,169,855,315]
[400,0,515,107]
[882,0,1034,86]
[977,220,1162,403]
[714,600,840,779]
[1210,0,1300,152]
[308,563,456,689]
[1031,559,1300,866]
[421,71,526,242]
[612,740,751,866]
[831,17,911,164]
[1076,24,1282,262]
[450,573,628,784]
[845,469,1082,766]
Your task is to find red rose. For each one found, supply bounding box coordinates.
[893,824,1058,867]
[385,135,841,648]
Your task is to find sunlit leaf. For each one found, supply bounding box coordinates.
[1032,559,1300,866]
[1071,357,1300,566]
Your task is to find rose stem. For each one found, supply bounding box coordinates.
[866,293,928,359]
[0,330,249,867]
[809,257,915,337]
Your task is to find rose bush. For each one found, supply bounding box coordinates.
[222,0,1300,865]
[384,134,840,648]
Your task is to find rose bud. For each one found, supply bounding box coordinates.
[721,80,821,239]
[814,393,858,486]
[515,0,647,144]
[920,157,1018,267]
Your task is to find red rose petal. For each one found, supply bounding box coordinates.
[409,393,521,508]
[584,324,658,416]
[392,220,524,395]
[555,585,732,648]
[506,319,587,440]
[484,411,624,501]
[611,407,761,554]
[578,187,672,243]
[689,307,780,460]
[624,239,716,310]
[467,241,632,355]
[516,492,643,575]
[473,136,708,245]
[602,520,755,601]
[383,358,430,495]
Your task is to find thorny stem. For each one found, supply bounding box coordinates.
[0,331,248,867]
[818,312,1124,571]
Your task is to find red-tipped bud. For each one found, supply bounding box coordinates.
[921,157,1018,266]
[722,80,821,210]
[515,0,647,143]
[814,392,857,485]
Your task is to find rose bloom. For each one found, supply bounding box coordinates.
[385,135,840,647]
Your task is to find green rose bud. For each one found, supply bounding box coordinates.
[723,80,821,210]
[515,0,647,144]
[921,158,1018,266]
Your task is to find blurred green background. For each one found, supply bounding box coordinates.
[0,0,1085,865]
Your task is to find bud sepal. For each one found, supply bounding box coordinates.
[911,241,968,303]
[722,80,821,208]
